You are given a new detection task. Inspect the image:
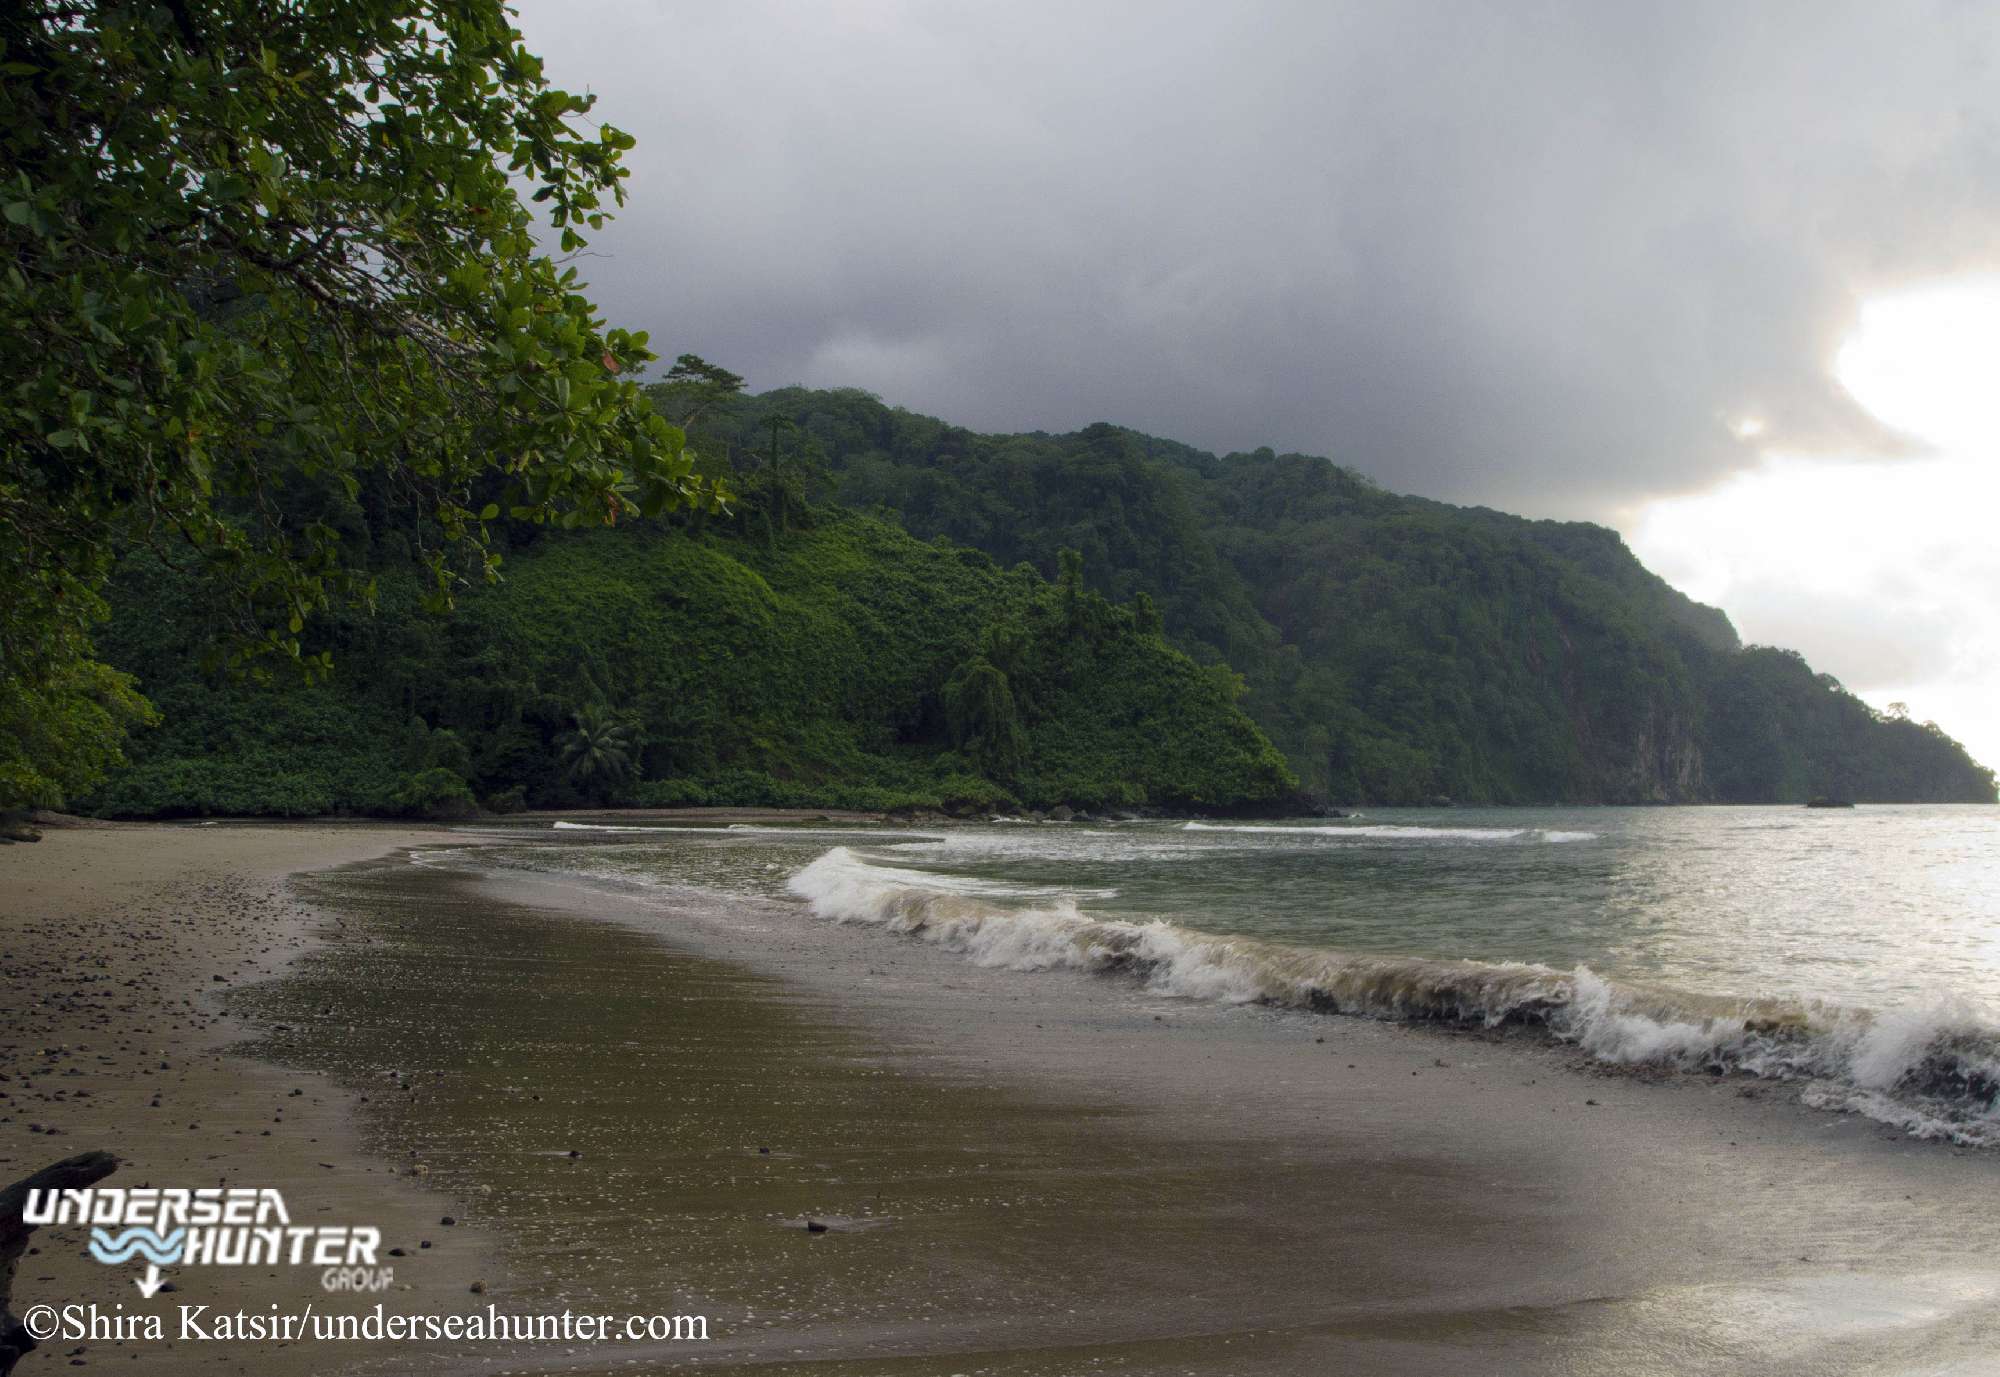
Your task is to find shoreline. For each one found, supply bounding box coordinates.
[459,845,1993,1169]
[7,824,2000,1374]
[326,842,2000,1372]
[48,800,2000,834]
[0,823,514,1375]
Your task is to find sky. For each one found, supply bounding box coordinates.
[513,0,2000,769]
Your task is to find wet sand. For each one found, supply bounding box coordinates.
[274,844,2000,1375]
[0,823,506,1375]
[8,825,2000,1375]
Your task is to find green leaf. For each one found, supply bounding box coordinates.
[0,0,719,813]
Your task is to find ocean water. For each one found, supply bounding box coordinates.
[493,806,2000,1146]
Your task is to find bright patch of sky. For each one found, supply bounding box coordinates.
[1626,280,2000,771]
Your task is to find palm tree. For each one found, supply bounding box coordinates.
[557,704,641,800]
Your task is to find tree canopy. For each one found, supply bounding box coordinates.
[0,0,719,808]
[88,512,1299,818]
[686,384,1996,806]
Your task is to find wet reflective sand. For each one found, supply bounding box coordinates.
[236,852,2000,1375]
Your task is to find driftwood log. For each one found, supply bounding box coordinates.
[1,1151,118,1375]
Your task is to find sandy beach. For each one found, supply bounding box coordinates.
[13,5,2000,1375]
[0,823,507,1375]
[5,823,2000,1375]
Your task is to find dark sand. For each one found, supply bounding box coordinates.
[8,824,2000,1375]
[259,843,2000,1375]
[0,824,506,1375]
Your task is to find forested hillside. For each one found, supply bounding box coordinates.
[78,377,1995,819]
[679,384,1994,805]
[6,4,1989,827]
[88,507,1295,818]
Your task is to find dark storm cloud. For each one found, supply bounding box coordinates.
[514,0,2000,514]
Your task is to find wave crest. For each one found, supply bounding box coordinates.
[787,847,2000,1146]
[1180,821,1599,843]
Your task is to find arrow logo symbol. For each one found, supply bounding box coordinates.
[134,1263,165,1299]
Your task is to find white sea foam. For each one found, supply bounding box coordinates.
[1180,821,1599,843]
[551,820,920,838]
[784,845,2000,1147]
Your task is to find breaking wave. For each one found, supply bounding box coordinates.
[550,821,921,838]
[787,846,2000,1147]
[1181,821,1599,843]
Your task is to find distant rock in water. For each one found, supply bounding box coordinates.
[1805,797,1856,809]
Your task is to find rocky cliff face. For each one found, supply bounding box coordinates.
[1607,698,1708,803]
[1551,617,1708,803]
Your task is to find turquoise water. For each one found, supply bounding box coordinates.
[495,805,2000,1143]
